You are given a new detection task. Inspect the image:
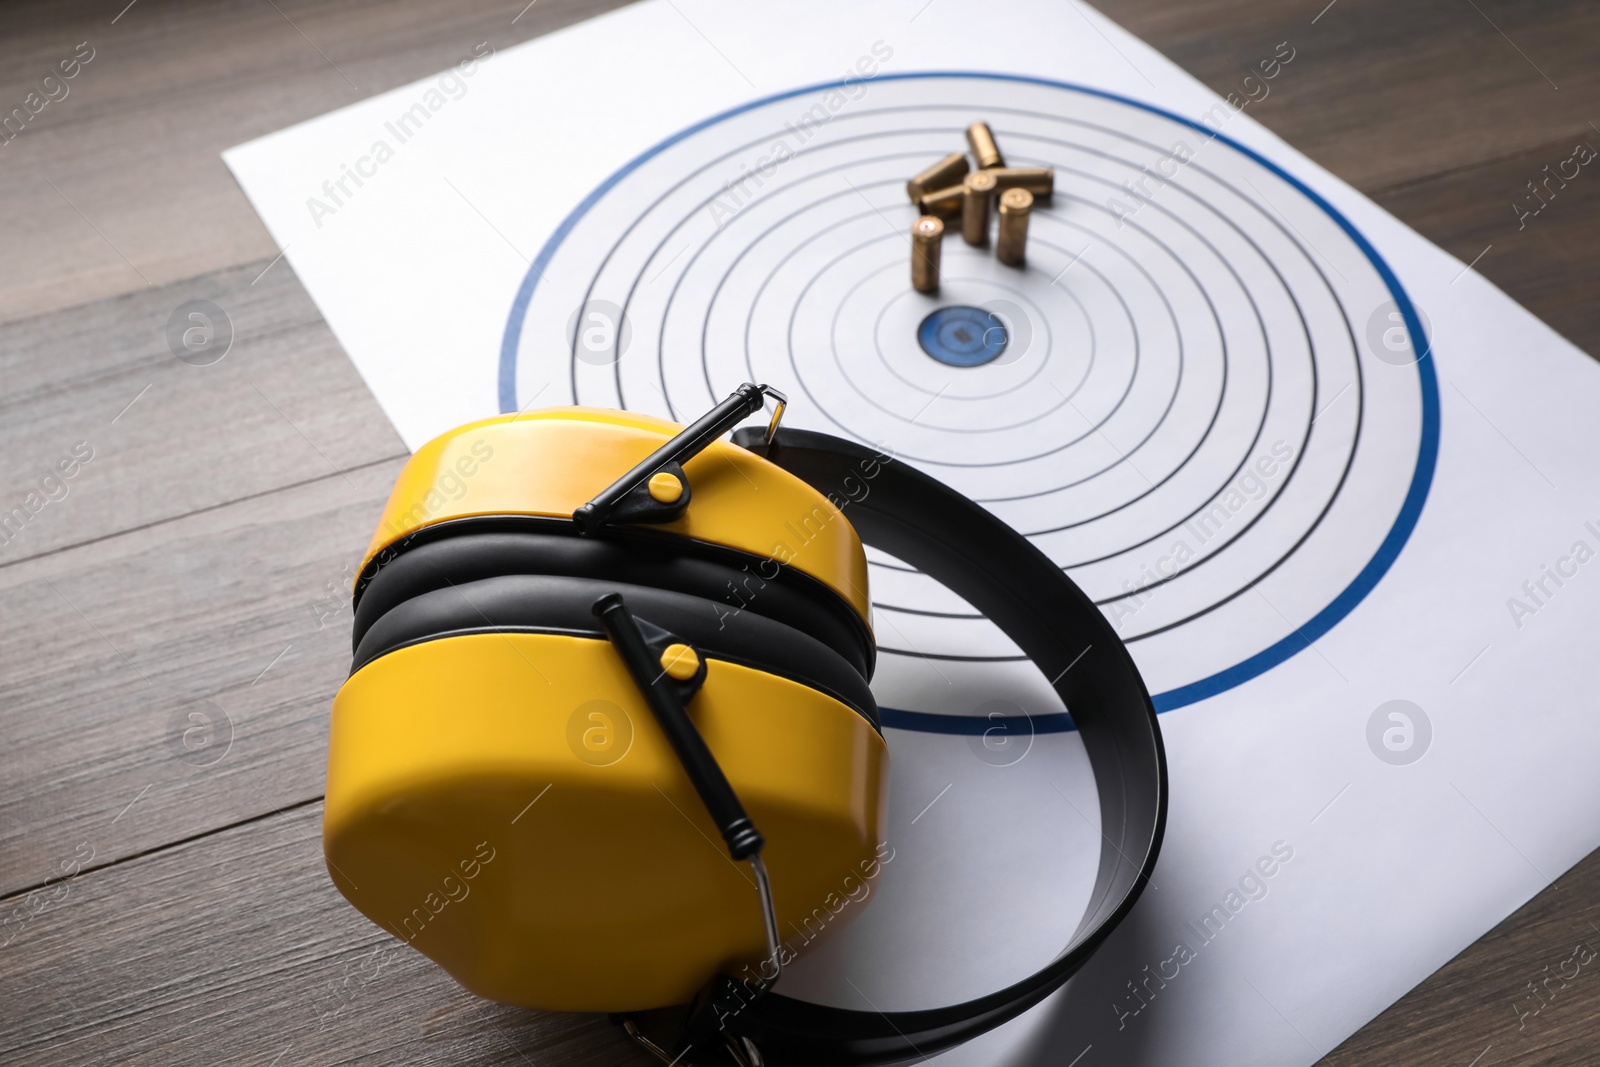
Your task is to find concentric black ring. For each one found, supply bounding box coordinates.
[501,73,1438,712]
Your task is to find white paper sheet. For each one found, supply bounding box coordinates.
[225,3,1600,1063]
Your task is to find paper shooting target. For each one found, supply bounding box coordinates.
[500,72,1439,711]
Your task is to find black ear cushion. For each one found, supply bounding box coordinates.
[351,572,879,730]
[353,528,874,680]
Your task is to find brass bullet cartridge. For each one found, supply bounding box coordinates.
[917,184,965,220]
[911,215,944,293]
[962,169,998,246]
[966,121,1005,169]
[907,152,971,201]
[989,166,1054,202]
[996,188,1033,266]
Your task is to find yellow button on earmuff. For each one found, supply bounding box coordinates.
[647,471,683,503]
[660,642,700,680]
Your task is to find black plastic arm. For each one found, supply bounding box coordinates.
[591,591,765,861]
[573,383,784,535]
[696,427,1168,1067]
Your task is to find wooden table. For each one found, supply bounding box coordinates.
[2,1,1597,1063]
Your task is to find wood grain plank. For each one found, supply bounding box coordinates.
[1099,0,1600,194]
[1370,130,1600,359]
[0,454,401,898]
[0,257,404,566]
[0,803,637,1066]
[0,253,316,398]
[0,0,635,324]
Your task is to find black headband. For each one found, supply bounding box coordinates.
[679,425,1169,1066]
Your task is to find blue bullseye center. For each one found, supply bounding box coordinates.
[917,305,1008,367]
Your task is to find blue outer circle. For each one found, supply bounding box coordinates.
[918,305,1009,367]
[498,71,1442,721]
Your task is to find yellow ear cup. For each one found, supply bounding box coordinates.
[325,632,888,1011]
[327,403,887,1013]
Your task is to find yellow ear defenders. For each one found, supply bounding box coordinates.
[326,384,1166,1067]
